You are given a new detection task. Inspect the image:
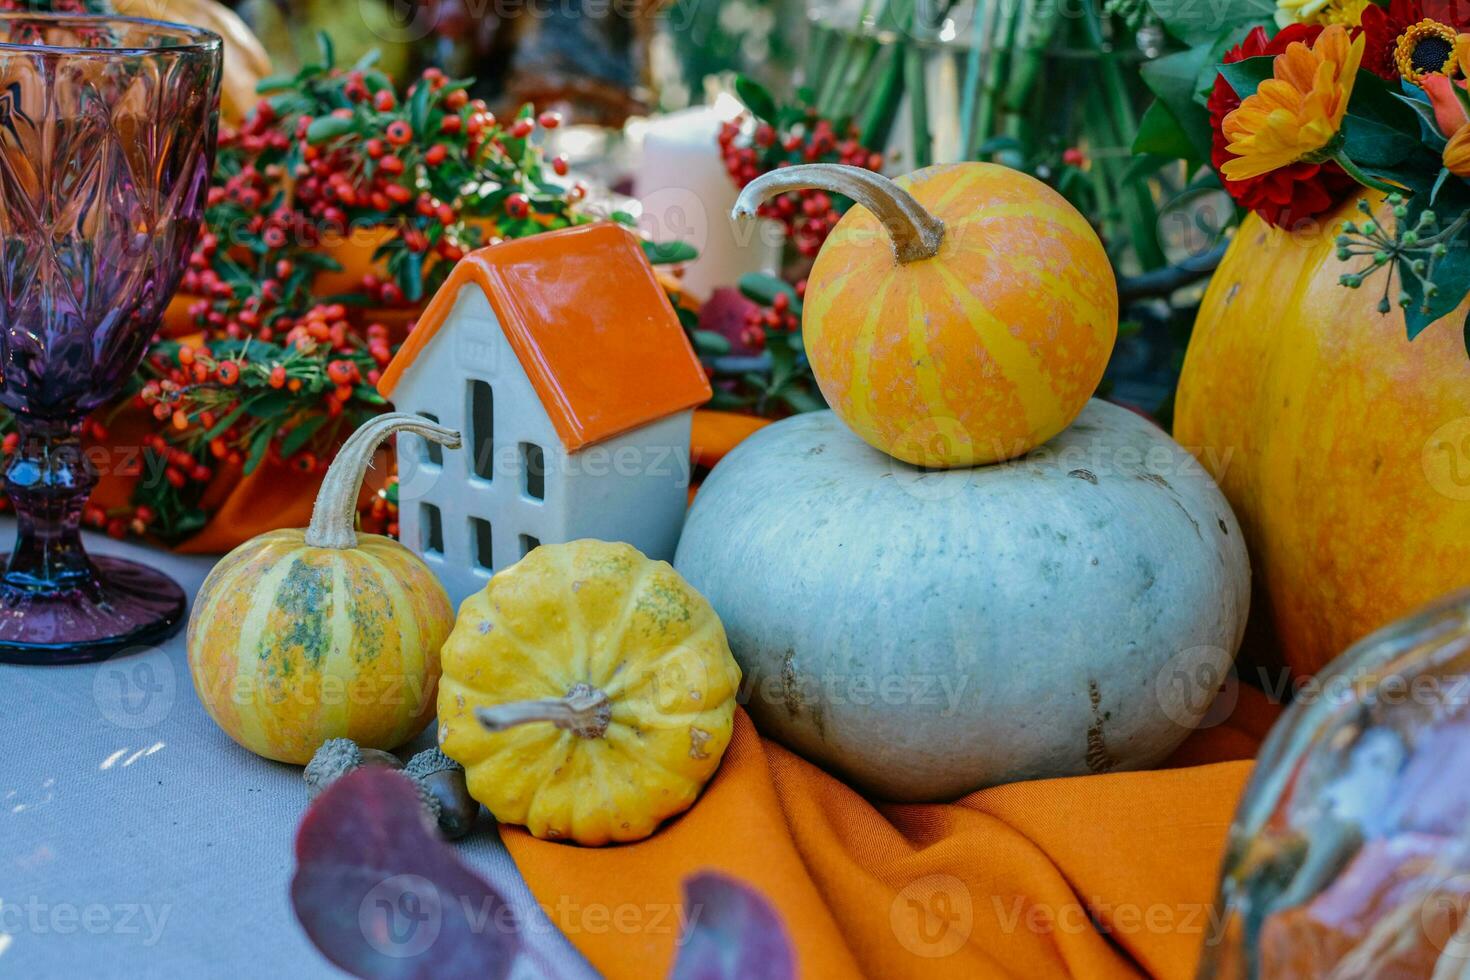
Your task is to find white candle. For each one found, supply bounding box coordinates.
[633,103,782,301]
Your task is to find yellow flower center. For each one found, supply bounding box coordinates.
[1397,19,1461,82]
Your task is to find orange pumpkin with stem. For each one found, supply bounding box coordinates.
[187,413,460,763]
[733,162,1118,468]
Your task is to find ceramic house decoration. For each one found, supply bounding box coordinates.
[377,223,712,607]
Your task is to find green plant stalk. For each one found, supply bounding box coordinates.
[1003,0,1063,111]
[957,3,990,154]
[969,0,1023,159]
[806,21,838,86]
[1331,152,1401,195]
[904,40,932,168]
[815,0,878,115]
[859,44,906,150]
[1074,7,1164,269]
[831,37,883,121]
[1082,86,1120,231]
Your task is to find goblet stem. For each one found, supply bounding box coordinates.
[4,415,97,591]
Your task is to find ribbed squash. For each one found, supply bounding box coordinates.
[1176,195,1470,677]
[437,540,742,845]
[733,162,1117,468]
[187,414,459,764]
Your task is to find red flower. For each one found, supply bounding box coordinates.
[1362,0,1470,78]
[1208,24,1359,229]
[1361,0,1422,77]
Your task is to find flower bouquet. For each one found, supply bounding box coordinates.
[1141,0,1470,345]
[1139,2,1470,680]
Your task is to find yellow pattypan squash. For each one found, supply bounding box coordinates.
[437,540,742,845]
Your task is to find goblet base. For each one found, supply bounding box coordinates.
[0,556,186,665]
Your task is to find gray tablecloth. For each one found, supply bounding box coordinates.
[0,522,596,979]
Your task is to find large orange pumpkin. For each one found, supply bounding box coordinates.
[733,162,1117,468]
[1176,193,1470,678]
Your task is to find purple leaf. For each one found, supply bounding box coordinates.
[670,872,796,980]
[290,767,519,980]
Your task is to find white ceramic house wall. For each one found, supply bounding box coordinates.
[392,284,696,610]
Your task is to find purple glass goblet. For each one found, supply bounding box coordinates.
[0,15,221,664]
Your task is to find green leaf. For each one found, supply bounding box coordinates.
[1395,92,1450,148]
[974,135,1024,156]
[307,115,355,144]
[780,386,827,414]
[1119,151,1177,186]
[409,80,432,137]
[1133,100,1199,160]
[642,240,698,265]
[1218,56,1276,100]
[1147,0,1274,44]
[1347,71,1424,137]
[706,388,753,412]
[1138,46,1214,161]
[316,31,335,70]
[1342,115,1417,168]
[1433,167,1453,204]
[244,390,294,419]
[401,250,424,303]
[280,415,329,459]
[255,72,297,94]
[351,48,382,72]
[243,424,274,476]
[737,272,803,314]
[1402,222,1470,339]
[691,330,732,356]
[201,400,254,441]
[353,385,387,405]
[734,76,778,124]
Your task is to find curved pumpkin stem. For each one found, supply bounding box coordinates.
[305,413,462,550]
[475,683,611,740]
[732,163,945,264]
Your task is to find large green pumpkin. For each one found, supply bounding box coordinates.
[674,402,1251,800]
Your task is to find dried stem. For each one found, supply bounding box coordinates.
[304,412,461,549]
[732,163,945,264]
[475,683,612,740]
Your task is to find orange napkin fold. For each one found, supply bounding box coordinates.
[503,685,1280,979]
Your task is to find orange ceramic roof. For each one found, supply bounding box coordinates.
[378,223,712,452]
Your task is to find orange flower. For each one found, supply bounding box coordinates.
[1221,25,1366,181]
[1421,35,1470,175]
[1445,125,1470,175]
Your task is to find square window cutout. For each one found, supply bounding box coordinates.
[421,503,444,557]
[470,517,493,573]
[521,442,545,501]
[469,380,494,481]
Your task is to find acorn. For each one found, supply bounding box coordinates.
[405,747,479,840]
[303,738,402,800]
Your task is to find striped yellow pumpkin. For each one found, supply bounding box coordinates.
[734,162,1117,468]
[187,414,460,764]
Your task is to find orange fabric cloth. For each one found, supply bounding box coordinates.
[503,685,1280,979]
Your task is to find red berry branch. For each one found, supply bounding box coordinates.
[699,77,882,417]
[718,79,883,259]
[0,35,667,544]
